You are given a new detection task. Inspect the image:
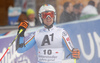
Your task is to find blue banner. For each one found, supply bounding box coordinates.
[59,19,100,63]
[0,18,100,63]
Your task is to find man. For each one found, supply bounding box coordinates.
[73,3,83,20]
[16,4,80,63]
[59,2,74,23]
[26,8,41,27]
[80,1,98,19]
[97,2,100,14]
[78,3,83,15]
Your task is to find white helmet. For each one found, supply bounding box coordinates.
[39,4,56,24]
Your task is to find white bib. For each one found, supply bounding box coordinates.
[38,48,64,62]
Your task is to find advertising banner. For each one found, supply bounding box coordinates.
[8,7,21,25]
[0,35,37,63]
[0,17,100,63]
[59,19,100,63]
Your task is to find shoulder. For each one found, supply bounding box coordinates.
[28,32,35,38]
[55,26,66,32]
[55,27,69,36]
[58,28,69,36]
[29,28,43,36]
[35,28,44,33]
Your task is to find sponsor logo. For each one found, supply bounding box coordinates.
[0,42,31,63]
[62,31,67,36]
[66,37,70,41]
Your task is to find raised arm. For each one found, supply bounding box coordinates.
[16,21,36,53]
[16,33,36,53]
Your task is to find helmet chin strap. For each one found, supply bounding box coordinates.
[44,23,53,30]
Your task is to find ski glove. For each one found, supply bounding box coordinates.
[72,48,80,59]
[18,20,29,37]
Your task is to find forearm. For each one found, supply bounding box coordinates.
[16,21,29,53]
[16,33,36,53]
[62,30,75,59]
[16,36,25,53]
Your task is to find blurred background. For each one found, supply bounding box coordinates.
[0,0,100,63]
[0,0,100,33]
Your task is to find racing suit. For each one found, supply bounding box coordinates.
[16,26,74,63]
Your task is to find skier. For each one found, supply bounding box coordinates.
[16,4,80,63]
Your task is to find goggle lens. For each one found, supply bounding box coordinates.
[41,11,54,19]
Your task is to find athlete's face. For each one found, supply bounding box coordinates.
[41,11,54,26]
[43,16,54,26]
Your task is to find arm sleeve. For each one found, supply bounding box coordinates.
[62,29,74,53]
[16,33,36,53]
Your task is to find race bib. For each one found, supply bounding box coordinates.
[38,48,64,62]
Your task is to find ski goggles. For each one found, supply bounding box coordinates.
[41,11,55,19]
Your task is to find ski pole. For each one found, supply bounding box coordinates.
[0,29,23,61]
[74,59,76,63]
[0,21,28,61]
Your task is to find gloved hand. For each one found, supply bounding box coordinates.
[72,48,80,59]
[18,20,29,37]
